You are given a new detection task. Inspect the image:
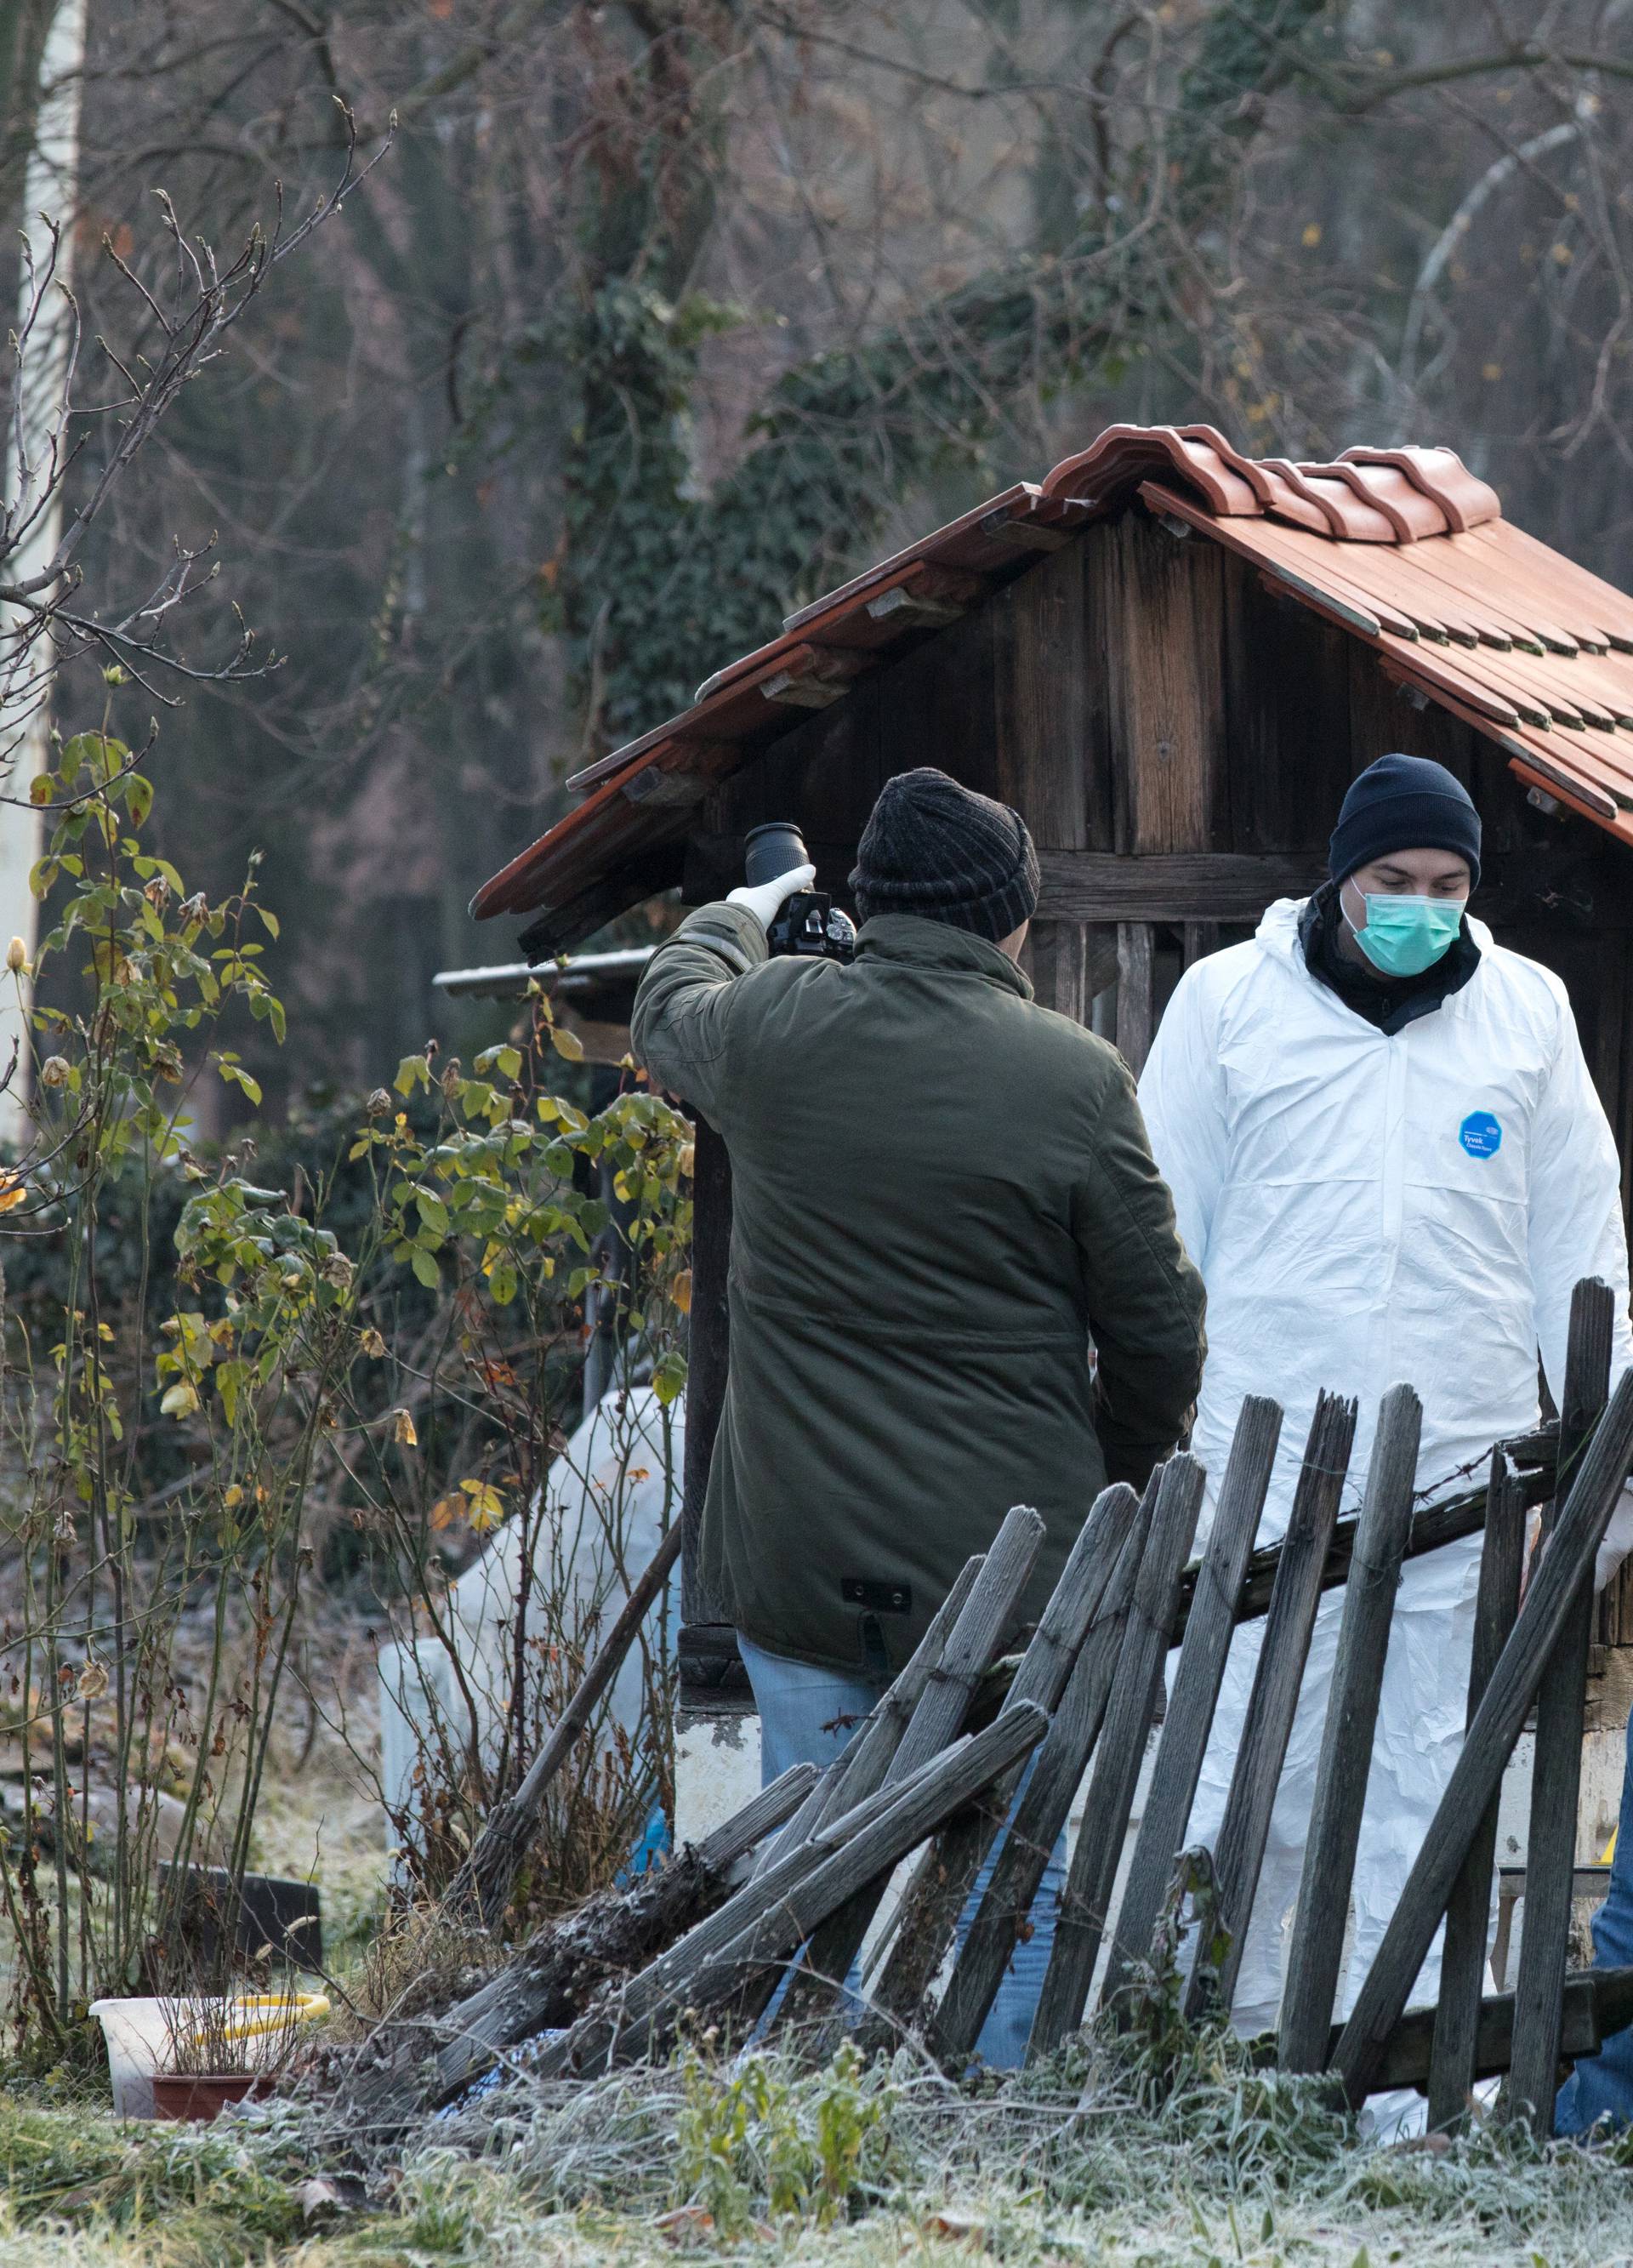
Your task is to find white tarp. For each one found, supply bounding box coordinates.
[378,1385,684,1850]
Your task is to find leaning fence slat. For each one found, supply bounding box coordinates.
[407,1760,822,2116]
[773,1505,1045,2034]
[1425,1446,1528,2129]
[852,1483,1143,2055]
[755,1557,984,1878]
[931,1496,1144,2066]
[1186,1392,1357,2023]
[1507,1277,1615,2136]
[1100,1397,1282,2019]
[1334,1364,1633,2106]
[1277,1385,1420,2071]
[547,1706,1050,2077]
[1027,1455,1206,2060]
[530,1751,972,2082]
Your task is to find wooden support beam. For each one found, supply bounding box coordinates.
[680,1115,733,1632]
[1426,1447,1527,2129]
[1188,1393,1357,2022]
[1334,1365,1633,2108]
[1028,1456,1206,2058]
[865,581,964,631]
[1170,1424,1556,1647]
[1101,1399,1282,2020]
[1115,922,1155,1075]
[1033,849,1619,930]
[1507,1278,1615,2136]
[1259,1966,1633,2096]
[759,647,864,709]
[1038,852,1325,925]
[1277,1387,1420,2071]
[979,509,1071,553]
[623,765,713,807]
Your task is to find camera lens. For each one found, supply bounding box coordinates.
[743,821,810,886]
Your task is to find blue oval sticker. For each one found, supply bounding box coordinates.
[1459,1109,1502,1160]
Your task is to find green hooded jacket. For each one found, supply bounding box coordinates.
[633,903,1207,1674]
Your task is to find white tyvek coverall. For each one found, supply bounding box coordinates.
[1138,898,1633,2035]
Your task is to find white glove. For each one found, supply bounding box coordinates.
[726,862,816,932]
[1596,1481,1633,1593]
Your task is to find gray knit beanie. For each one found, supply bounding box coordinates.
[850,768,1039,941]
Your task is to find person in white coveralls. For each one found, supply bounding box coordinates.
[1138,752,1633,2040]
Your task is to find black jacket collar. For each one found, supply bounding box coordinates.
[1298,880,1481,1036]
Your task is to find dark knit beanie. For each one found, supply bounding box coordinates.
[1328,754,1482,890]
[850,767,1040,940]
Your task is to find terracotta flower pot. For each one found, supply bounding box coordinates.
[151,2071,272,2122]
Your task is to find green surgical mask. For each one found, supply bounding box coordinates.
[1342,887,1465,977]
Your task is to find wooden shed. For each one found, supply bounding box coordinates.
[471,421,1633,1745]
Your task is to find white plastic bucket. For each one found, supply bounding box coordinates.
[88,1997,172,2120]
[90,1992,329,2119]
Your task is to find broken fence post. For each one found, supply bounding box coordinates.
[1277,1384,1420,2072]
[1186,1390,1357,2024]
[346,1758,819,2127]
[1101,1395,1281,2021]
[1507,1276,1615,2137]
[1333,1365,1633,2108]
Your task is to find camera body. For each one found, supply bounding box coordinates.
[744,822,857,965]
[767,890,858,963]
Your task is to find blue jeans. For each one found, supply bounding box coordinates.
[1557,1724,1633,2134]
[738,1633,1067,2067]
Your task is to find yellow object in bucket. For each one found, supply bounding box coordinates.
[223,1992,329,2039]
[172,1991,329,2069]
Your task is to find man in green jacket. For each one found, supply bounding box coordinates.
[633,766,1205,2058]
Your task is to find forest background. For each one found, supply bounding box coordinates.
[4,0,1632,1112]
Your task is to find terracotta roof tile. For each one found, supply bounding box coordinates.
[472,422,1633,945]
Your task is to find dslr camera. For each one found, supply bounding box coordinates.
[744,822,857,964]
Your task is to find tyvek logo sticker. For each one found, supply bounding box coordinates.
[1459,1109,1503,1160]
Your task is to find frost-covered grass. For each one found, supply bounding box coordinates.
[1,2026,1632,2268]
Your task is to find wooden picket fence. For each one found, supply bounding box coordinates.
[349,1277,1633,2139]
